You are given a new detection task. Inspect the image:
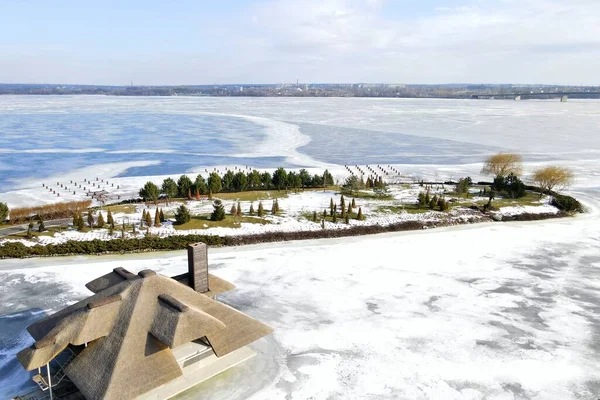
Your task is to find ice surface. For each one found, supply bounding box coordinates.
[1,97,600,399]
[0,210,599,399]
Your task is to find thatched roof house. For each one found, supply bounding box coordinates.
[16,243,272,400]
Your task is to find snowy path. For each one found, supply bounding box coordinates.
[1,197,599,399]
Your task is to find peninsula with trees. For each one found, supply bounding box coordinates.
[0,155,583,258]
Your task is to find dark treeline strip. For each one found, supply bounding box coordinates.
[141,168,336,202]
[1,211,567,259]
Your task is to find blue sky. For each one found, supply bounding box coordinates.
[1,0,599,85]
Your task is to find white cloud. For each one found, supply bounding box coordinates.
[240,0,600,84]
[2,0,599,84]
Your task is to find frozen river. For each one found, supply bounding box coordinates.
[0,97,599,399]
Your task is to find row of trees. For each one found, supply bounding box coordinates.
[173,198,283,226]
[417,190,450,211]
[482,153,574,196]
[140,168,336,203]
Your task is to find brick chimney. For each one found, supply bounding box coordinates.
[187,243,209,292]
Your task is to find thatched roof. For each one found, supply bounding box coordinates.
[17,267,272,400]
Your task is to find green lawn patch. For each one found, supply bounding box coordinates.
[376,204,436,214]
[173,215,271,230]
[345,190,394,200]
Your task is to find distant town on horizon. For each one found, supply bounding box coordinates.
[1,83,599,99]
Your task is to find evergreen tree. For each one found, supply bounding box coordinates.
[313,211,317,222]
[208,189,213,200]
[175,205,192,224]
[211,200,226,221]
[233,171,248,192]
[321,219,325,229]
[323,169,334,186]
[357,207,363,220]
[272,167,288,191]
[107,208,114,228]
[108,225,114,236]
[340,195,346,211]
[194,174,207,195]
[139,181,160,205]
[345,213,350,224]
[145,210,152,227]
[425,189,430,204]
[330,198,334,213]
[257,201,264,217]
[154,208,161,227]
[249,203,255,215]
[418,191,427,207]
[87,212,94,229]
[132,222,136,234]
[271,200,277,214]
[27,225,33,239]
[347,203,352,215]
[0,202,8,223]
[77,213,85,231]
[275,199,280,213]
[121,225,125,239]
[261,171,272,189]
[161,178,178,205]
[429,197,437,210]
[230,204,237,215]
[187,188,192,200]
[96,212,105,228]
[207,172,222,194]
[351,198,356,208]
[141,210,146,227]
[72,213,79,227]
[177,175,193,198]
[323,209,327,220]
[237,201,242,217]
[332,207,337,223]
[159,209,165,222]
[438,197,449,211]
[222,170,236,192]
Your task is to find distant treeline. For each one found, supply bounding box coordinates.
[3,84,600,99]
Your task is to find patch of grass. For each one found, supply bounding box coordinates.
[214,191,288,202]
[173,214,271,230]
[377,204,435,214]
[346,190,394,200]
[5,226,66,239]
[300,211,364,223]
[457,191,543,208]
[97,204,138,214]
[213,186,339,202]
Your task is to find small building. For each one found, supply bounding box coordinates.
[15,243,273,400]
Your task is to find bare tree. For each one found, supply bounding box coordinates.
[481,153,523,177]
[532,166,574,197]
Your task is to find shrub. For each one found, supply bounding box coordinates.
[551,194,583,213]
[456,177,472,196]
[211,200,226,221]
[175,205,191,224]
[0,202,8,223]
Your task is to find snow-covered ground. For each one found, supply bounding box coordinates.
[0,182,558,247]
[0,201,598,399]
